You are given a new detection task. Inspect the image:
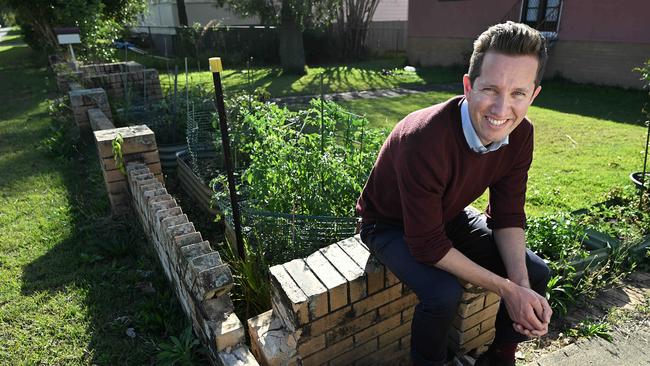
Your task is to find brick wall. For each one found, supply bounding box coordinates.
[248,236,501,365]
[126,161,259,365]
[70,88,112,132]
[94,125,163,215]
[83,68,163,102]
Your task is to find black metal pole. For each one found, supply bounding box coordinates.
[209,57,245,259]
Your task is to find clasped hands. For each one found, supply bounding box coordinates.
[501,280,552,337]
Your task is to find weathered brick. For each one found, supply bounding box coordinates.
[200,295,233,322]
[357,339,401,366]
[378,320,411,348]
[353,312,400,345]
[484,291,500,306]
[305,250,348,311]
[386,267,400,287]
[452,301,500,331]
[94,125,158,158]
[297,334,326,358]
[457,293,486,318]
[283,259,328,321]
[301,335,353,366]
[451,327,496,354]
[304,304,354,337]
[217,345,261,366]
[329,338,377,366]
[377,292,418,319]
[209,312,245,351]
[449,323,480,345]
[401,306,415,323]
[248,310,298,366]
[191,263,233,300]
[352,283,402,316]
[269,265,309,331]
[166,222,195,240]
[325,308,377,345]
[320,243,366,302]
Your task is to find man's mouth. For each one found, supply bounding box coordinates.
[487,117,508,127]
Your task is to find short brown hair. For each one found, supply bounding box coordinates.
[468,21,547,87]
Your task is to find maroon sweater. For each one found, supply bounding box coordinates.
[356,96,533,265]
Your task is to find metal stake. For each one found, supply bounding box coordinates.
[209,57,245,259]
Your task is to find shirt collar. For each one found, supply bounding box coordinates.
[460,99,509,154]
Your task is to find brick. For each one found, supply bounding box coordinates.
[452,327,496,354]
[209,312,245,351]
[154,206,182,231]
[329,338,377,366]
[320,244,366,302]
[305,251,348,311]
[283,259,328,321]
[192,251,223,269]
[401,306,415,323]
[478,316,497,333]
[149,199,177,216]
[248,310,298,366]
[200,295,233,321]
[325,308,377,345]
[94,125,157,158]
[173,232,204,254]
[107,180,128,195]
[452,301,500,331]
[367,259,385,295]
[166,222,195,239]
[457,293,486,318]
[484,291,500,306]
[217,345,261,366]
[301,336,353,366]
[180,241,212,268]
[161,214,189,233]
[336,236,371,269]
[378,320,411,348]
[354,312,400,345]
[352,283,402,316]
[269,265,309,331]
[357,339,401,366]
[297,334,326,357]
[386,267,400,287]
[448,323,480,345]
[103,152,160,171]
[191,263,233,300]
[304,304,355,337]
[377,292,418,319]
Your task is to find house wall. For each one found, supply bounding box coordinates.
[407,0,650,88]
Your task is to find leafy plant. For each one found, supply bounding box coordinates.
[112,133,126,175]
[526,213,589,261]
[566,319,613,341]
[40,97,80,159]
[156,325,207,366]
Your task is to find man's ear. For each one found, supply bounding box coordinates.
[462,74,472,97]
[530,85,542,104]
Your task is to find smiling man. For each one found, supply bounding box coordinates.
[357,22,552,366]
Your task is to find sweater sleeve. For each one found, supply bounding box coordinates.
[487,124,534,229]
[393,132,453,265]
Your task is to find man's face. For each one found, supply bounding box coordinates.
[463,51,542,146]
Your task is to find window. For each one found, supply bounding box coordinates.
[521,0,561,32]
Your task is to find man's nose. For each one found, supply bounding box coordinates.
[490,95,509,117]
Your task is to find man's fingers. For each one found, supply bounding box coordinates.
[541,298,553,323]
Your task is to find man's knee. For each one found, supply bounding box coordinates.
[417,282,464,317]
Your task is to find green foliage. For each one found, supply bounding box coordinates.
[220,238,272,322]
[233,98,387,217]
[577,186,650,243]
[3,0,145,61]
[526,214,589,262]
[567,319,613,341]
[112,133,126,175]
[156,326,207,366]
[40,96,80,159]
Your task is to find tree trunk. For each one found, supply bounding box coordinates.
[176,0,189,26]
[279,2,305,75]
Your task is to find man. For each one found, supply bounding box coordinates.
[357,22,552,366]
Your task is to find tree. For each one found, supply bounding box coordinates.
[335,0,380,59]
[0,0,145,61]
[216,0,339,74]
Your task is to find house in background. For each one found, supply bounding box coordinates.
[134,0,409,55]
[407,0,650,89]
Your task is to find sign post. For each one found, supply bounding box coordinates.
[54,27,81,70]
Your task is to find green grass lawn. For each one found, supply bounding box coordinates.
[0,31,194,365]
[339,81,648,217]
[130,53,462,97]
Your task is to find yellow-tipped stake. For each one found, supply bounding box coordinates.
[210,56,245,259]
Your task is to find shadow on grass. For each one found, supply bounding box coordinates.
[19,140,192,364]
[534,79,647,126]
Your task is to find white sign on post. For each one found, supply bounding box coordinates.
[54,27,81,70]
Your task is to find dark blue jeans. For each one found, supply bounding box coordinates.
[360,209,550,366]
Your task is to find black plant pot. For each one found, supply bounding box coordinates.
[630,172,650,190]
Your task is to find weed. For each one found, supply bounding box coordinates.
[156,325,208,366]
[567,319,613,341]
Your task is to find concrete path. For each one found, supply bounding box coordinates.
[272,82,463,105]
[0,27,11,40]
[525,272,650,366]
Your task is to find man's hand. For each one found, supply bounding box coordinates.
[500,280,552,337]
